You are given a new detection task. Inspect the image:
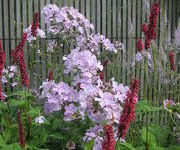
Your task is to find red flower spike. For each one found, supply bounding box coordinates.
[77,82,81,90]
[137,39,143,52]
[0,40,5,101]
[16,33,29,87]
[145,38,151,49]
[99,60,109,80]
[99,71,104,80]
[142,2,160,50]
[102,124,116,150]
[169,52,176,71]
[147,2,160,40]
[118,78,139,140]
[31,12,39,36]
[11,49,18,64]
[142,24,148,37]
[27,115,31,140]
[17,110,25,148]
[48,69,53,81]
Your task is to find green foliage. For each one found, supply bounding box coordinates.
[136,100,163,116]
[84,139,94,150]
[116,141,135,150]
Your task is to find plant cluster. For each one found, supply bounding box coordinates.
[0,1,179,150]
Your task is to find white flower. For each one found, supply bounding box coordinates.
[35,116,46,124]
[9,65,17,72]
[37,29,46,38]
[8,72,14,78]
[2,69,8,74]
[11,82,18,87]
[1,76,7,83]
[164,99,174,111]
[146,52,151,60]
[135,52,143,62]
[66,140,75,150]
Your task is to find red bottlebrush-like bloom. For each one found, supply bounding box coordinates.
[31,12,39,36]
[17,33,29,87]
[0,40,5,77]
[137,39,143,52]
[169,52,176,71]
[118,78,139,140]
[0,40,5,101]
[145,38,151,49]
[99,60,109,80]
[147,2,160,40]
[0,85,4,101]
[99,71,104,80]
[77,82,81,90]
[102,124,116,150]
[48,69,53,81]
[142,24,148,37]
[142,2,160,50]
[11,49,17,64]
[17,110,25,148]
[27,115,31,140]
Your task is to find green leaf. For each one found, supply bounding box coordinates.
[148,124,169,146]
[26,108,40,117]
[84,139,94,150]
[0,143,22,150]
[136,100,163,115]
[0,135,6,147]
[7,90,33,98]
[166,145,180,149]
[48,133,64,140]
[0,102,7,110]
[141,127,156,147]
[8,99,25,107]
[116,141,135,150]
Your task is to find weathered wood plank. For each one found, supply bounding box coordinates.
[0,0,3,39]
[3,0,10,66]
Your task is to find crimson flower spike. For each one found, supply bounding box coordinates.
[17,110,26,148]
[118,78,139,141]
[27,115,31,140]
[169,52,176,71]
[99,60,109,80]
[17,33,29,87]
[142,2,160,50]
[48,69,53,81]
[102,124,116,150]
[137,39,143,52]
[31,12,39,36]
[11,49,18,64]
[0,40,5,101]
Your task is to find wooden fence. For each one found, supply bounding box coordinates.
[0,0,179,124]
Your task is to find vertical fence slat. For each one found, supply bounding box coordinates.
[40,0,46,80]
[0,0,2,39]
[3,0,10,66]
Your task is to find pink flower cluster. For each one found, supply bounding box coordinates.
[40,5,128,149]
[41,5,123,54]
[118,78,139,140]
[83,125,103,150]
